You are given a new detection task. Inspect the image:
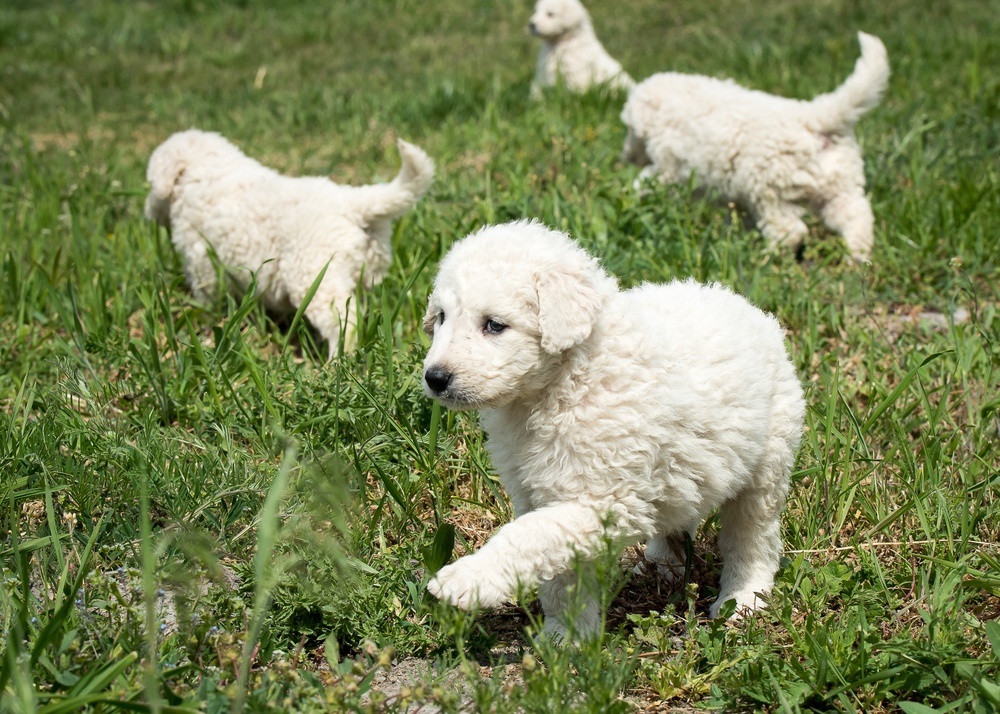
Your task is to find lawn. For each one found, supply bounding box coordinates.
[1,0,998,711]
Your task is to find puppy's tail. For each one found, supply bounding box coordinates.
[806,32,889,134]
[356,139,435,224]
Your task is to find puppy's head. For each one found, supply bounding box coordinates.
[144,135,190,226]
[620,88,656,166]
[529,0,590,40]
[422,221,617,411]
[144,130,236,226]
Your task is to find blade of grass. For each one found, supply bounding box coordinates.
[232,442,298,714]
[861,351,950,432]
[282,260,330,353]
[140,471,162,714]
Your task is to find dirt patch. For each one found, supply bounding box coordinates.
[854,304,970,344]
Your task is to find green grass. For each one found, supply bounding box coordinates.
[1,0,999,711]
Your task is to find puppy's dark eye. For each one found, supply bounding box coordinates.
[484,319,508,335]
[546,10,554,16]
[438,312,445,324]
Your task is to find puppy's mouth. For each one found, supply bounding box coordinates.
[425,388,480,411]
[529,21,561,39]
[423,368,482,411]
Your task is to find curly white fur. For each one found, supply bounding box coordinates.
[621,32,890,263]
[144,130,434,355]
[529,0,634,98]
[421,221,805,638]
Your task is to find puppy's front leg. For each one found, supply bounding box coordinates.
[427,502,615,610]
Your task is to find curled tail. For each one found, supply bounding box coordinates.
[807,32,890,134]
[358,139,435,223]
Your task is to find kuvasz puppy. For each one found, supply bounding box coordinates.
[145,130,434,355]
[529,0,635,97]
[422,221,805,638]
[621,32,890,263]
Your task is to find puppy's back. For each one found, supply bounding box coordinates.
[628,72,805,127]
[611,279,792,387]
[622,279,783,336]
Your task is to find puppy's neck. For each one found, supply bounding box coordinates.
[545,19,593,47]
[486,346,583,421]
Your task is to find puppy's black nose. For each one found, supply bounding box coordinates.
[528,21,536,34]
[424,367,453,394]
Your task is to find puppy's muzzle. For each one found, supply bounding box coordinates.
[424,367,454,395]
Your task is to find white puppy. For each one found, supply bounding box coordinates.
[621,32,890,263]
[529,0,635,97]
[422,221,805,638]
[145,130,434,355]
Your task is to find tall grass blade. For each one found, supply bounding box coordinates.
[231,443,297,714]
[282,260,329,352]
[861,351,949,432]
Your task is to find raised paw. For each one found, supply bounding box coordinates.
[427,556,511,610]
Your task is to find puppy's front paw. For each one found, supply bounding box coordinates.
[427,556,510,610]
[710,591,767,620]
[632,175,652,197]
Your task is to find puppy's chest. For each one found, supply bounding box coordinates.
[480,407,618,507]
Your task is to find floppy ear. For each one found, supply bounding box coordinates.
[622,87,663,133]
[422,298,438,336]
[620,96,661,166]
[535,268,607,354]
[144,140,189,224]
[620,102,641,136]
[146,141,188,205]
[562,0,590,32]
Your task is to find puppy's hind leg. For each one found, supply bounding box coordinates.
[300,279,358,358]
[820,189,875,263]
[712,385,800,619]
[713,491,783,618]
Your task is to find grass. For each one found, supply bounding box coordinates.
[1,0,998,710]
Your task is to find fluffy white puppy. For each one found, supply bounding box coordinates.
[422,221,805,638]
[529,0,635,97]
[145,130,434,355]
[621,32,890,263]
